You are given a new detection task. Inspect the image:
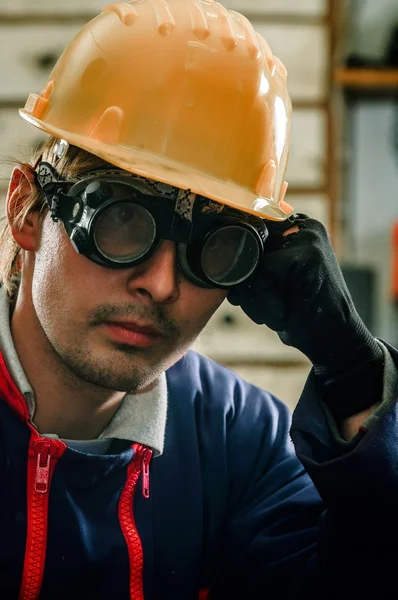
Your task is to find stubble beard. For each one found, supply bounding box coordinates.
[57,343,159,393]
[47,303,184,394]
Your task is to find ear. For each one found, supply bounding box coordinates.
[7,165,41,252]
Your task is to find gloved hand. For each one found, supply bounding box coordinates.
[228,214,384,420]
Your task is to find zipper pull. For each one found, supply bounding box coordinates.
[34,441,53,494]
[142,448,153,499]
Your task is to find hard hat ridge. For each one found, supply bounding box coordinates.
[20,0,293,220]
[103,0,266,59]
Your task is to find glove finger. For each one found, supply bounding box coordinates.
[230,285,287,329]
[228,277,277,306]
[265,213,311,235]
[266,222,330,256]
[264,214,314,252]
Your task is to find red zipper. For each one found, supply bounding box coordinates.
[119,444,153,600]
[141,447,152,499]
[18,436,66,600]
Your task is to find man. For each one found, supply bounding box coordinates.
[0,1,397,599]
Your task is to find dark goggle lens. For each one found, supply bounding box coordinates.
[201,226,260,286]
[94,202,156,263]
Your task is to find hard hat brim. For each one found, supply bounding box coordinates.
[20,109,292,222]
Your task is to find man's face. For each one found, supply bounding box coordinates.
[28,212,227,393]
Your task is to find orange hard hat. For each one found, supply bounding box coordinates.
[20,0,293,220]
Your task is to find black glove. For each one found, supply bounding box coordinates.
[228,214,384,421]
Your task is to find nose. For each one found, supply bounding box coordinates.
[126,240,180,305]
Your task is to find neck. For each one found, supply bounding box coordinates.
[11,294,126,440]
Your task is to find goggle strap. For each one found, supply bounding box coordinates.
[35,162,62,190]
[42,186,78,223]
[35,161,184,202]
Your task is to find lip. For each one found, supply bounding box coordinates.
[102,321,163,348]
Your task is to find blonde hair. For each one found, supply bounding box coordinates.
[0,136,109,299]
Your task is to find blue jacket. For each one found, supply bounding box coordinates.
[1,346,398,600]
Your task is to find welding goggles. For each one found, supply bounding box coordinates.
[36,162,270,289]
